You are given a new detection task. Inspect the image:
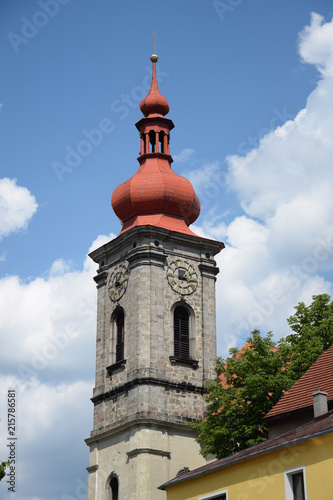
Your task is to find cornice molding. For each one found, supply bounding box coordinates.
[85,416,199,446]
[91,376,207,405]
[127,448,171,459]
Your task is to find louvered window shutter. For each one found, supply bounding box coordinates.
[116,311,124,362]
[174,306,189,359]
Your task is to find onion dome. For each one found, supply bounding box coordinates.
[140,54,170,117]
[111,53,201,237]
[112,157,201,235]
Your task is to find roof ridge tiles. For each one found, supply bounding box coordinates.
[265,343,333,419]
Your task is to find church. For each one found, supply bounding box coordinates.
[85,49,224,500]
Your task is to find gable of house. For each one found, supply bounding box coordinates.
[264,344,333,437]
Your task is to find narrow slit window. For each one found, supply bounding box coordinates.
[159,131,165,153]
[149,130,156,152]
[115,310,124,362]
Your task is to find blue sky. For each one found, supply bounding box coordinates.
[0,1,333,499]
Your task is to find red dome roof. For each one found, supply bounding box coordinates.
[111,156,200,234]
[111,54,201,237]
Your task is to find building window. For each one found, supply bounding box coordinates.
[115,309,124,362]
[284,467,307,500]
[174,305,190,359]
[107,308,126,374]
[176,467,190,477]
[198,491,227,499]
[108,474,119,500]
[292,473,305,500]
[110,476,118,500]
[169,303,198,368]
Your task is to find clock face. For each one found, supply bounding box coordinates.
[108,263,129,302]
[167,259,198,296]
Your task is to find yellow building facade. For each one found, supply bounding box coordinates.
[160,415,333,500]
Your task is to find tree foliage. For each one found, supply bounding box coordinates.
[189,331,291,458]
[189,294,333,459]
[286,293,333,382]
[0,461,9,481]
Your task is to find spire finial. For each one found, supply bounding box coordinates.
[151,31,157,54]
[150,31,159,62]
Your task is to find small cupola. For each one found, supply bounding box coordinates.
[139,53,170,117]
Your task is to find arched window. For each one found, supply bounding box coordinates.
[115,309,124,362]
[159,130,165,153]
[174,306,190,359]
[108,307,126,372]
[149,130,156,152]
[105,472,119,500]
[110,476,118,500]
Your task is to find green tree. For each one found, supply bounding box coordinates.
[189,330,292,459]
[189,294,333,459]
[0,461,9,481]
[286,293,333,382]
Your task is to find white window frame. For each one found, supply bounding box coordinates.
[198,490,228,500]
[284,466,307,500]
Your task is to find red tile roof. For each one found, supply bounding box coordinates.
[265,344,333,419]
[218,342,252,387]
[159,412,333,490]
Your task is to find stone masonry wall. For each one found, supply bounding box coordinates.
[90,225,221,434]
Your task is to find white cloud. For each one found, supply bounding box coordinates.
[185,161,231,227]
[192,219,227,241]
[88,232,116,254]
[0,269,95,381]
[173,147,195,163]
[201,13,333,356]
[299,12,333,77]
[0,178,38,239]
[0,232,115,382]
[186,161,225,198]
[0,376,92,499]
[49,258,72,276]
[0,231,116,499]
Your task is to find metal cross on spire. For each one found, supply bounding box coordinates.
[151,31,157,54]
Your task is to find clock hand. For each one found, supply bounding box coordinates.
[183,270,192,281]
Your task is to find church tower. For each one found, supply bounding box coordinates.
[85,50,224,500]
